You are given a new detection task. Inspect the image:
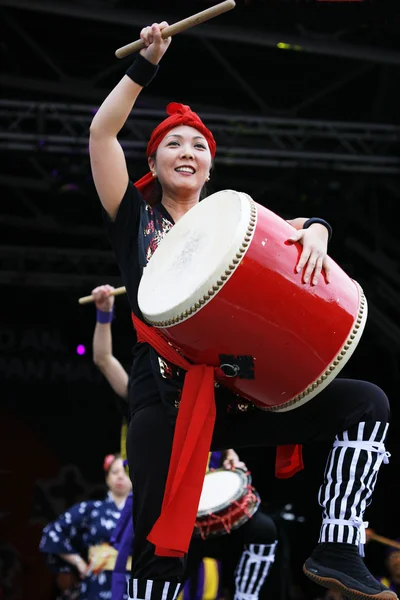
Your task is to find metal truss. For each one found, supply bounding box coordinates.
[1,0,400,121]
[1,99,399,174]
[341,202,400,350]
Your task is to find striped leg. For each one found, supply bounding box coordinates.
[233,542,277,600]
[303,422,397,599]
[128,579,182,600]
[318,422,390,553]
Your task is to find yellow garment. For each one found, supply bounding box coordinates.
[88,543,131,572]
[202,557,220,599]
[120,417,128,474]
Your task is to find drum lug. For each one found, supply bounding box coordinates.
[219,355,255,379]
[219,363,240,378]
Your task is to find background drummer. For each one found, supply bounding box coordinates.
[88,22,395,600]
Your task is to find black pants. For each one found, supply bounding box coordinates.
[183,508,277,599]
[126,378,390,585]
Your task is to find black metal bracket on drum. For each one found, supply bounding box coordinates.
[219,355,255,379]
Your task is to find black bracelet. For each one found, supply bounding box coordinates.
[303,217,332,241]
[125,54,159,87]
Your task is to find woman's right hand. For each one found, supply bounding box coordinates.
[75,556,90,579]
[91,284,115,312]
[139,22,171,65]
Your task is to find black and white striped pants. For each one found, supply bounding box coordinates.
[234,542,277,600]
[183,507,277,600]
[318,421,390,553]
[127,378,390,599]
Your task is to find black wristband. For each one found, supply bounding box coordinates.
[303,217,332,241]
[125,54,159,87]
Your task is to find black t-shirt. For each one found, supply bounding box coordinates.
[103,182,185,416]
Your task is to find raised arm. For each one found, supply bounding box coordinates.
[92,285,129,400]
[89,23,171,220]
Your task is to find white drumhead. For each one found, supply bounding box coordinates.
[138,189,256,325]
[197,469,243,514]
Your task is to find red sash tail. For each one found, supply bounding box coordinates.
[274,442,304,479]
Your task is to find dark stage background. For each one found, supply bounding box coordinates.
[1,1,400,599]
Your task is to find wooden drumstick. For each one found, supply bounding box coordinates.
[368,532,400,551]
[115,0,236,59]
[78,286,126,305]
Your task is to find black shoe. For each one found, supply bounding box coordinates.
[303,543,398,600]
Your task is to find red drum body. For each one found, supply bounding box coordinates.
[138,190,367,412]
[194,468,260,539]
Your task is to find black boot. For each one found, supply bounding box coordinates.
[304,542,397,599]
[303,422,397,600]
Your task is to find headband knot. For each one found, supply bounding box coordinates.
[166,102,192,116]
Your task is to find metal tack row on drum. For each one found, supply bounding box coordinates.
[138,189,368,412]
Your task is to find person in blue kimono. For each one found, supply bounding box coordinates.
[39,453,132,600]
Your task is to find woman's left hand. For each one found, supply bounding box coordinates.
[287,225,331,286]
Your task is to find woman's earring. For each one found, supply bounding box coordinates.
[152,171,157,178]
[206,175,210,182]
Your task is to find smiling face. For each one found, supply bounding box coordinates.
[148,125,213,200]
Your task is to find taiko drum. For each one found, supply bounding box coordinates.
[138,190,367,411]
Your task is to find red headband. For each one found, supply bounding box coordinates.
[134,102,216,204]
[103,454,116,472]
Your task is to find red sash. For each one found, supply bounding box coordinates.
[132,313,304,557]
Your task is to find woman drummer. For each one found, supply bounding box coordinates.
[88,22,395,600]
